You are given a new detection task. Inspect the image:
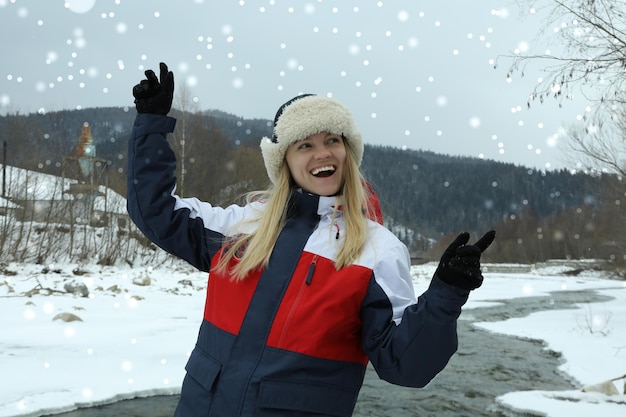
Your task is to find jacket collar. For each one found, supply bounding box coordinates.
[290,189,341,221]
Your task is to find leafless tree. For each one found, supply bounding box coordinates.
[562,107,626,175]
[503,0,626,232]
[170,83,199,197]
[505,0,626,113]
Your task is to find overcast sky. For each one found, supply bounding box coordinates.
[1,0,591,170]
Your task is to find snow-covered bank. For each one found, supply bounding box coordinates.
[0,262,624,417]
[470,266,626,417]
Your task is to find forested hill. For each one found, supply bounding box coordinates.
[0,107,609,252]
[361,145,599,238]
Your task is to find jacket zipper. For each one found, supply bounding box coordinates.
[305,255,318,285]
[277,255,318,346]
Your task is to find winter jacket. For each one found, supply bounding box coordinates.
[127,113,471,417]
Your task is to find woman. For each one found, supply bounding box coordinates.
[127,63,495,417]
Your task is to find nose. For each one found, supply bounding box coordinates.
[313,145,332,160]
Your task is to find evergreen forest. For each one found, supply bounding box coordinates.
[1,107,624,266]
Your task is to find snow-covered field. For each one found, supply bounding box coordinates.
[0,261,624,417]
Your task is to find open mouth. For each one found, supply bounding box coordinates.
[311,165,336,178]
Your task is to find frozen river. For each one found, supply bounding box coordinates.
[45,288,605,417]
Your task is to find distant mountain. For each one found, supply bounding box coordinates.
[361,144,603,235]
[0,106,610,250]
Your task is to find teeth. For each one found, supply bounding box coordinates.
[311,166,335,175]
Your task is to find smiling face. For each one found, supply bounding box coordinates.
[285,131,346,196]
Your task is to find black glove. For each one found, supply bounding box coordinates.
[132,62,174,115]
[435,230,496,290]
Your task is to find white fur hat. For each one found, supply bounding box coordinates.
[260,94,363,184]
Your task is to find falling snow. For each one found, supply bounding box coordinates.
[0,1,592,170]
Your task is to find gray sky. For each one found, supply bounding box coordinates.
[1,0,591,170]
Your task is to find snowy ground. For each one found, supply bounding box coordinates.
[0,261,624,417]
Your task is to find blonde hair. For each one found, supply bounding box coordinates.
[215,138,370,281]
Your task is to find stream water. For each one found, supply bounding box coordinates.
[44,289,610,417]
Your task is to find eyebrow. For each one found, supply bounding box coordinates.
[292,133,339,145]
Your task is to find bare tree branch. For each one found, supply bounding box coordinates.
[505,0,626,111]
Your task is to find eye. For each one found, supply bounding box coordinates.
[296,141,311,150]
[327,136,342,145]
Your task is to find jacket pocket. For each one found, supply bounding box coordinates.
[175,348,221,417]
[185,347,221,391]
[257,378,356,417]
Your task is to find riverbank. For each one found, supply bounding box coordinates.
[1,262,624,417]
[43,289,612,417]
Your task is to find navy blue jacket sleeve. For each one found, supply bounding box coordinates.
[361,245,469,388]
[126,113,224,271]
